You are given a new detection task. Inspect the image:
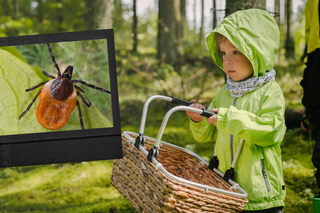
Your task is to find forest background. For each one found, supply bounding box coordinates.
[0,0,317,212]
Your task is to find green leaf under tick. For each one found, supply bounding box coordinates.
[0,48,112,136]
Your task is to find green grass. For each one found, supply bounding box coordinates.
[0,161,136,212]
[281,129,317,212]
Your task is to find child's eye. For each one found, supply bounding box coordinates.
[233,51,240,55]
[221,51,226,55]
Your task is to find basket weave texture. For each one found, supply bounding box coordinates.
[111,135,248,213]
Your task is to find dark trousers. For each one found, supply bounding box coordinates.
[313,128,320,190]
[241,207,283,213]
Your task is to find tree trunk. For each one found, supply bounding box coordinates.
[284,0,295,59]
[3,0,11,16]
[13,0,20,18]
[157,0,184,68]
[36,0,43,23]
[86,0,112,30]
[193,0,196,31]
[132,0,138,52]
[99,0,113,29]
[199,0,204,43]
[180,0,186,37]
[213,0,217,29]
[225,0,265,17]
[86,0,100,30]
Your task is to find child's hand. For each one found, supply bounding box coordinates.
[206,108,219,126]
[186,99,205,122]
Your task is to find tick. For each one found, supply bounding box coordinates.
[18,43,111,130]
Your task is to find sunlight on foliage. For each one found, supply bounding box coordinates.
[277,72,303,108]
[0,16,34,36]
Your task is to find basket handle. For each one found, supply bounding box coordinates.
[135,95,213,148]
[146,105,245,182]
[135,95,171,149]
[147,105,215,161]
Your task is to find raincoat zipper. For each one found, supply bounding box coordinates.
[230,98,237,163]
[261,159,271,192]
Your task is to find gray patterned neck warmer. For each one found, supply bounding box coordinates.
[226,69,276,98]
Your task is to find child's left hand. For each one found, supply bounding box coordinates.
[206,108,219,126]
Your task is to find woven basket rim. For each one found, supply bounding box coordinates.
[121,131,248,199]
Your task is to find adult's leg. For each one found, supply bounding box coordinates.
[312,129,320,193]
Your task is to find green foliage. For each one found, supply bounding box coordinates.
[274,63,304,109]
[0,0,89,36]
[113,0,158,55]
[113,0,135,52]
[293,2,307,62]
[0,16,34,36]
[183,27,209,59]
[117,51,224,106]
[135,12,158,54]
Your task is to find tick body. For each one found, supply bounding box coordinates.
[36,79,77,130]
[18,43,111,130]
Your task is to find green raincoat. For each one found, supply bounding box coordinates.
[190,9,286,210]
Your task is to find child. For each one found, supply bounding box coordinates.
[186,9,286,212]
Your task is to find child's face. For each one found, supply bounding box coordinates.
[219,36,254,81]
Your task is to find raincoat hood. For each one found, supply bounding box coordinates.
[206,9,280,77]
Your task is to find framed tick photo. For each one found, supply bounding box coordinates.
[0,29,122,167]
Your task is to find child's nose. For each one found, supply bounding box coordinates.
[224,56,232,64]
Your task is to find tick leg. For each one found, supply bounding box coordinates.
[18,89,42,120]
[74,85,85,93]
[42,70,56,79]
[25,81,48,92]
[76,100,84,130]
[72,79,111,94]
[46,43,61,76]
[77,91,92,107]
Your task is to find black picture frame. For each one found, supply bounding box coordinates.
[0,29,122,167]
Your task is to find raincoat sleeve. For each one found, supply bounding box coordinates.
[189,100,217,143]
[216,82,286,147]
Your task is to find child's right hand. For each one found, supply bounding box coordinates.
[186,99,206,122]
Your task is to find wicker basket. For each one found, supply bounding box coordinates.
[111,132,248,213]
[111,96,248,212]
